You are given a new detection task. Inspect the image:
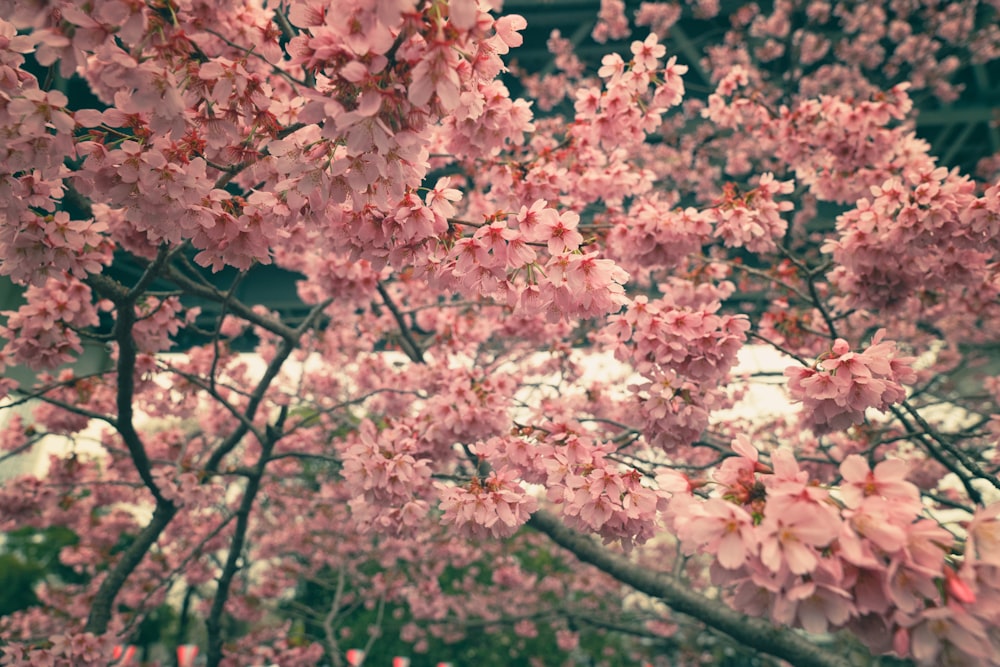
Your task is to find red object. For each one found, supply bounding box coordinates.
[112,645,137,664]
[177,644,199,667]
[392,658,411,667]
[346,648,365,666]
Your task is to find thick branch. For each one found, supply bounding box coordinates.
[527,509,858,667]
[85,500,177,635]
[87,272,170,506]
[204,437,272,667]
[162,263,299,341]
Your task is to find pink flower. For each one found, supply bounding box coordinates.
[514,199,559,240]
[630,34,666,71]
[905,605,993,666]
[679,498,755,569]
[843,497,911,554]
[966,503,1000,567]
[772,563,855,634]
[539,210,583,255]
[425,177,462,218]
[598,53,626,81]
[839,455,920,510]
[759,501,839,575]
[491,14,527,54]
[655,468,693,495]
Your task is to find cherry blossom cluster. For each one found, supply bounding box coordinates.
[310,176,457,270]
[341,420,433,536]
[591,0,630,44]
[73,134,285,272]
[825,169,999,312]
[785,330,916,434]
[665,438,999,666]
[0,78,74,182]
[572,34,686,151]
[438,78,535,159]
[719,0,992,103]
[707,173,794,253]
[0,275,99,372]
[0,208,113,288]
[474,431,660,548]
[289,249,383,307]
[703,76,923,206]
[419,371,517,454]
[0,470,52,536]
[605,288,749,450]
[127,296,198,355]
[281,0,528,219]
[0,21,101,286]
[0,631,117,667]
[437,466,538,540]
[417,199,631,321]
[545,440,659,548]
[606,200,709,273]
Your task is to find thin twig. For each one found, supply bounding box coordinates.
[377,282,424,363]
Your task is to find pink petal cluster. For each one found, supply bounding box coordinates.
[0,210,113,287]
[131,296,199,354]
[341,420,432,535]
[608,288,749,450]
[708,173,795,253]
[667,440,996,665]
[549,445,659,549]
[0,632,116,667]
[437,467,538,539]
[0,276,99,371]
[825,169,999,312]
[785,329,916,433]
[606,201,710,272]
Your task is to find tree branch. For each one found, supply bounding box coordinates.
[87,265,170,507]
[162,262,300,341]
[527,509,858,667]
[202,300,329,473]
[204,433,273,667]
[322,564,348,667]
[85,500,177,635]
[889,405,983,505]
[203,305,328,665]
[376,282,424,363]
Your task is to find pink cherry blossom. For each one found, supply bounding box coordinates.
[786,330,915,434]
[839,455,920,510]
[758,502,839,575]
[4,2,1000,666]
